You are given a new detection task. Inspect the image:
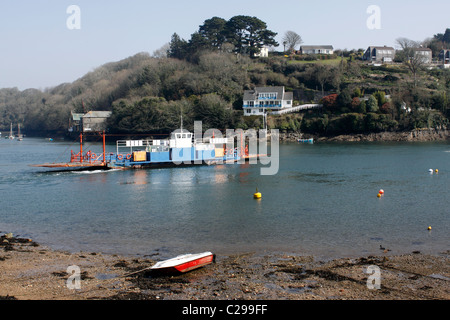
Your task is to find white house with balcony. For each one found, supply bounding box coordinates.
[243,86,293,116]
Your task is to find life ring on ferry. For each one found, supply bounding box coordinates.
[126,154,132,160]
[117,154,123,160]
[91,153,97,159]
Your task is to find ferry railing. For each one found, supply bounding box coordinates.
[116,140,157,154]
[70,150,107,165]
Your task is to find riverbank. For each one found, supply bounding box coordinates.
[1,234,448,300]
[279,128,450,142]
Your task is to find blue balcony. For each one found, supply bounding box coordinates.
[257,97,277,100]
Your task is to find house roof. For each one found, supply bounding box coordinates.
[243,86,292,101]
[367,46,395,51]
[71,113,84,121]
[82,111,112,118]
[284,92,293,100]
[414,47,432,52]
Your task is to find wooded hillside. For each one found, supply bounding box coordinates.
[1,18,449,138]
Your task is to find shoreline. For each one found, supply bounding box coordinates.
[279,128,450,143]
[19,128,450,143]
[1,234,448,300]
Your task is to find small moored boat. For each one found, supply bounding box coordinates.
[298,138,314,144]
[151,252,215,274]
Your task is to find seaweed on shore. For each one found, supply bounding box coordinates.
[1,233,39,252]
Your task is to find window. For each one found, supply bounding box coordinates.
[258,93,277,100]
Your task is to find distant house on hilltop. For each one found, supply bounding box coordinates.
[363,46,395,63]
[413,47,432,64]
[243,86,293,116]
[255,46,269,58]
[300,45,334,55]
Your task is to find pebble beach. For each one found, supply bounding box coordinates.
[1,233,449,301]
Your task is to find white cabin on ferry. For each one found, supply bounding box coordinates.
[170,129,193,148]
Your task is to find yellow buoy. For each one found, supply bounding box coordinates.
[253,188,262,199]
[377,193,382,198]
[435,169,438,173]
[428,226,432,230]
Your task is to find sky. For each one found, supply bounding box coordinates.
[0,0,449,91]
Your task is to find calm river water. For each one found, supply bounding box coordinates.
[0,137,449,259]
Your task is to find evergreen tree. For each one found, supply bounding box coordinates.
[167,33,188,60]
[198,17,228,49]
[225,15,278,57]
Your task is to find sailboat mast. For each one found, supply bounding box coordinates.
[9,123,14,139]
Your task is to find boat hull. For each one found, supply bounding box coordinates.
[151,252,215,274]
[298,138,314,144]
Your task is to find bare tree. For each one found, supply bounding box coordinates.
[313,65,331,97]
[395,37,428,87]
[282,31,303,52]
[152,43,170,58]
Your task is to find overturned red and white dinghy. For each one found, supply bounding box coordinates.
[150,252,215,274]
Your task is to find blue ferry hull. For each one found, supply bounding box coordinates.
[107,146,239,169]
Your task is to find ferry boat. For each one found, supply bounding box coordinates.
[32,129,246,170]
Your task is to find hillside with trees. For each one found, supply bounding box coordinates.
[0,17,449,139]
